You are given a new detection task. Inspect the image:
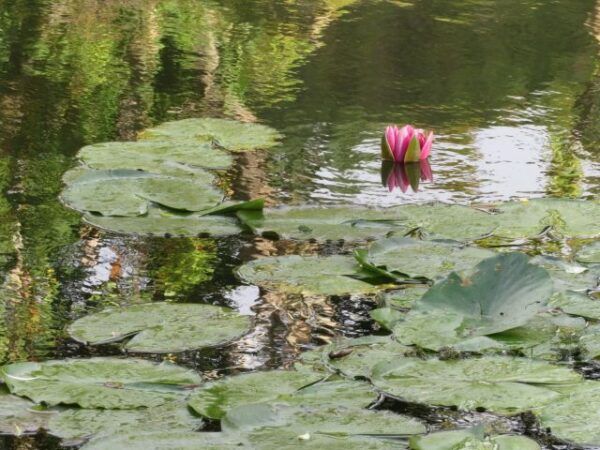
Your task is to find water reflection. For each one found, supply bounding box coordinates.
[0,0,598,395]
[381,160,433,194]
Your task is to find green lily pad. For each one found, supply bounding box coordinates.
[298,336,411,378]
[77,140,232,173]
[48,401,202,440]
[537,381,600,446]
[247,430,408,450]
[279,378,378,409]
[530,256,593,293]
[68,303,250,353]
[84,210,242,237]
[409,428,541,450]
[354,238,495,282]
[237,206,410,242]
[139,118,281,152]
[188,370,321,419]
[371,356,580,414]
[550,291,600,320]
[224,402,426,436]
[236,255,382,296]
[579,324,600,359]
[61,169,221,216]
[0,392,54,435]
[392,253,552,351]
[575,241,600,264]
[1,358,201,409]
[81,431,247,450]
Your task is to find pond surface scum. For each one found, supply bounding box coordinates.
[5,0,600,449]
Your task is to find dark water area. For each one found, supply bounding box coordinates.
[1,0,600,448]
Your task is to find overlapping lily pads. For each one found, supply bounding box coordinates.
[0,392,54,435]
[371,356,580,414]
[409,427,541,450]
[68,303,250,353]
[1,358,201,409]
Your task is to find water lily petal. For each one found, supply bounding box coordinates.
[420,131,434,159]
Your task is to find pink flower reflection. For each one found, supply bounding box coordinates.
[382,159,433,193]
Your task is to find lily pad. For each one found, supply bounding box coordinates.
[237,206,410,242]
[139,118,281,152]
[299,335,411,379]
[0,392,54,435]
[575,241,600,264]
[537,381,600,446]
[81,431,247,450]
[48,401,202,440]
[247,430,408,450]
[188,370,321,419]
[409,428,541,450]
[1,358,201,409]
[371,356,580,414]
[236,255,382,296]
[68,303,250,353]
[354,238,495,282]
[225,402,426,436]
[77,140,232,172]
[84,210,242,237]
[550,291,600,320]
[61,169,221,216]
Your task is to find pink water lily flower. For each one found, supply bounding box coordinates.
[382,125,433,163]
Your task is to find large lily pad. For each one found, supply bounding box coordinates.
[84,209,242,237]
[391,253,552,350]
[236,255,382,296]
[188,370,321,419]
[371,356,580,414]
[61,169,221,216]
[537,381,600,446]
[77,140,232,172]
[225,402,423,449]
[48,401,202,440]
[355,237,495,282]
[298,335,411,378]
[81,432,247,450]
[237,206,410,241]
[1,358,201,409]
[0,392,54,435]
[409,428,541,450]
[139,118,281,152]
[68,303,250,353]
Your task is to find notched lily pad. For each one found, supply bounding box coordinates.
[68,303,250,353]
[61,169,221,216]
[1,358,201,409]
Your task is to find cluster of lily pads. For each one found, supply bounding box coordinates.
[9,119,599,448]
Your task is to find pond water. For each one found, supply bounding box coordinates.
[2,0,600,449]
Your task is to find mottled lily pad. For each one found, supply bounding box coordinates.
[237,206,410,241]
[84,210,242,237]
[371,356,580,414]
[188,370,321,419]
[69,303,250,353]
[409,428,541,450]
[236,255,382,296]
[0,392,54,435]
[1,358,201,409]
[48,401,202,440]
[77,140,232,172]
[139,118,281,152]
[550,291,600,320]
[392,253,552,349]
[61,169,221,216]
[81,432,247,450]
[354,237,495,282]
[225,402,423,449]
[537,381,600,446]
